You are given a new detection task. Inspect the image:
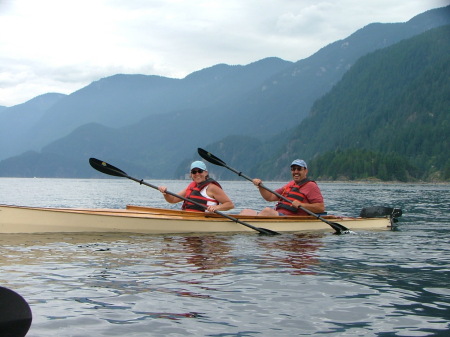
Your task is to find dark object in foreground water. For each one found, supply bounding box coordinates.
[0,286,32,337]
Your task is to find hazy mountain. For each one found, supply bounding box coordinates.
[16,57,293,157]
[0,93,66,159]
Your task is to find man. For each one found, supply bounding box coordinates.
[240,159,325,216]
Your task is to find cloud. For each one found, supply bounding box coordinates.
[0,0,448,106]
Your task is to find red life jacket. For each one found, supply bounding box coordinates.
[182,178,222,212]
[275,179,315,214]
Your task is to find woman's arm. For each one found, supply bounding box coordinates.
[206,185,234,211]
[158,186,185,204]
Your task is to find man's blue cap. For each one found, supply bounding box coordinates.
[190,161,207,170]
[291,159,307,168]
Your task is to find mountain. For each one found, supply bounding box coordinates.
[0,5,449,178]
[215,5,450,133]
[304,25,450,182]
[0,93,66,159]
[9,57,293,159]
[218,24,449,182]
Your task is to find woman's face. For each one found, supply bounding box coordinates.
[190,168,207,183]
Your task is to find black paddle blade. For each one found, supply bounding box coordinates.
[0,287,32,337]
[88,156,278,235]
[257,227,280,236]
[198,148,352,235]
[197,148,227,167]
[89,158,128,178]
[331,223,353,235]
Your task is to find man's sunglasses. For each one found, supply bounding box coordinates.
[191,169,204,174]
[290,166,305,171]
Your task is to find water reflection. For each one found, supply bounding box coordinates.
[162,236,233,273]
[257,234,324,275]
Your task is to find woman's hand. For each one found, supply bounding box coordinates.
[207,205,219,212]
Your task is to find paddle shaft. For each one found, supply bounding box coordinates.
[197,148,350,234]
[89,158,279,235]
[238,174,348,233]
[224,166,332,219]
[128,175,279,234]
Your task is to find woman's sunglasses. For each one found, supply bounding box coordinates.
[191,169,204,174]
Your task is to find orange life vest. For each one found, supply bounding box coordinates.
[182,178,222,212]
[275,179,314,214]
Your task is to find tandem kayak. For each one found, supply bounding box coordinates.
[0,204,401,234]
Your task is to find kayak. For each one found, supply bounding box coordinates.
[0,204,401,234]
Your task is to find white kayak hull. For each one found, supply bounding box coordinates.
[0,204,396,234]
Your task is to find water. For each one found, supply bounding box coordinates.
[1,178,449,336]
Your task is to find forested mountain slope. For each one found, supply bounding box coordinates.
[273,25,450,181]
[201,25,450,182]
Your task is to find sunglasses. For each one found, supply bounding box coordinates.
[191,169,204,174]
[291,166,305,171]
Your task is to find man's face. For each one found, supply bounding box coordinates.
[291,165,307,183]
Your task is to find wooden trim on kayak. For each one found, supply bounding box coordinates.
[125,204,346,221]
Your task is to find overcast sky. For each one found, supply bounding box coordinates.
[0,0,448,107]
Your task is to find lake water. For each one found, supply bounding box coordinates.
[1,178,449,336]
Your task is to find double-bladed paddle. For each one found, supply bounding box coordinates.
[0,286,32,337]
[197,148,352,235]
[89,158,280,235]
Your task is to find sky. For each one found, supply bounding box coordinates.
[0,0,448,107]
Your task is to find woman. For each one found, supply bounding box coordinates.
[158,161,234,213]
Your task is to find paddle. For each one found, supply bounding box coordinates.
[0,286,32,337]
[89,158,280,235]
[198,148,352,235]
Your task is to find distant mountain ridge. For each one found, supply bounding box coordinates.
[0,57,293,160]
[0,5,449,179]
